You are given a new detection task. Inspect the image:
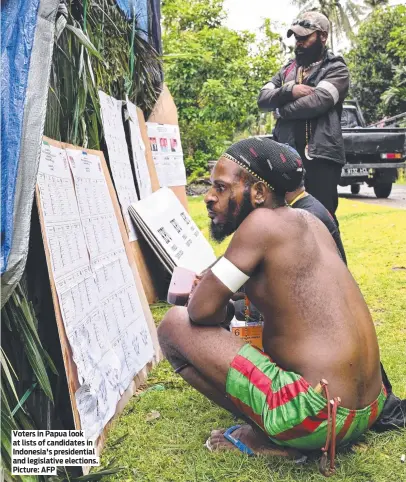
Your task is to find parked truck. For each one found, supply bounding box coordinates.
[340,100,406,198]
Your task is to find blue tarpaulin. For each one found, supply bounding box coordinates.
[115,0,148,39]
[150,0,162,54]
[2,0,59,305]
[1,0,41,274]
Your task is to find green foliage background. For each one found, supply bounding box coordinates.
[161,0,283,177]
[347,5,406,124]
[163,1,406,175]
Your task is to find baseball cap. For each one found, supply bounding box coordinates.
[223,138,304,195]
[287,11,330,38]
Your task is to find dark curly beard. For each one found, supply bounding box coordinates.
[209,189,253,243]
[295,34,324,67]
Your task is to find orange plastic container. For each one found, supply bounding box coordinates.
[231,322,263,350]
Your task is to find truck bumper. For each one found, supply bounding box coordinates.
[340,164,404,186]
[342,162,406,170]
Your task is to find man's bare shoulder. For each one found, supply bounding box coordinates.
[239,207,280,228]
[235,206,299,241]
[245,206,302,226]
[237,206,331,247]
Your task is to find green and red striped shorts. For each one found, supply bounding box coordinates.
[226,344,387,450]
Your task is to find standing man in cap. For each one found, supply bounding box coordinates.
[258,11,349,225]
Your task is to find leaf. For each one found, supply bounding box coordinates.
[2,307,12,331]
[65,24,103,61]
[79,44,85,79]
[138,384,166,397]
[87,52,96,87]
[15,286,58,375]
[8,288,54,402]
[55,13,68,41]
[1,388,16,471]
[13,405,36,430]
[110,433,129,447]
[1,348,19,403]
[71,467,126,481]
[146,410,161,422]
[353,442,368,453]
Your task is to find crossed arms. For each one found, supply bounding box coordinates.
[257,62,349,120]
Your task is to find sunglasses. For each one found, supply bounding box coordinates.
[292,19,319,29]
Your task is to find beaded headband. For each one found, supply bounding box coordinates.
[221,152,275,192]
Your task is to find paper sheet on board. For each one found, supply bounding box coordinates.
[37,141,154,440]
[99,91,139,241]
[146,122,186,187]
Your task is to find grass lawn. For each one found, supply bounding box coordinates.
[396,168,406,184]
[102,197,406,482]
[396,168,406,185]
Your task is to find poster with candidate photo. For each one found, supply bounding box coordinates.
[146,123,186,187]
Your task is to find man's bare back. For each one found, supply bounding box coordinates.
[231,206,382,409]
[158,138,385,465]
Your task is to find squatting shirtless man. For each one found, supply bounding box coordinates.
[158,138,385,473]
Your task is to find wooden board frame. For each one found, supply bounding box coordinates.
[37,136,161,463]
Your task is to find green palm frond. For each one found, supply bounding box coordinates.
[3,284,56,402]
[65,23,103,60]
[45,0,162,149]
[1,386,16,471]
[1,347,19,403]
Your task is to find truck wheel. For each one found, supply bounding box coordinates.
[351,184,360,195]
[373,183,392,198]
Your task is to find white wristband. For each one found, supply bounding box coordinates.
[211,257,250,293]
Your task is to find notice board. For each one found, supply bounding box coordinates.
[36,137,161,456]
[98,91,163,303]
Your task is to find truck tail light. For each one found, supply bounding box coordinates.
[380,153,402,159]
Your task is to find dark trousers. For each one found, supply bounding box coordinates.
[302,158,342,226]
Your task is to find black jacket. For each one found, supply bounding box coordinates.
[258,50,349,165]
